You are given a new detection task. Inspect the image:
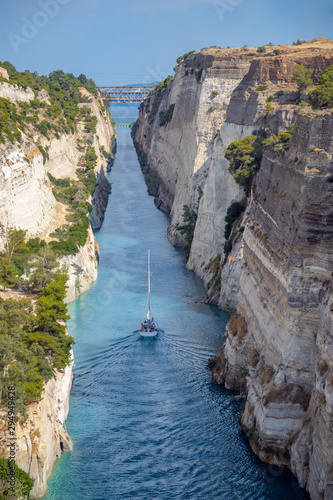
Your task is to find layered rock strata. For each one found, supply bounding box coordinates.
[0,77,115,496]
[214,110,333,499]
[133,41,333,498]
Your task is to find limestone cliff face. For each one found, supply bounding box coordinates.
[0,358,73,498]
[0,79,114,496]
[133,48,313,309]
[0,84,115,300]
[215,111,333,500]
[39,90,115,231]
[16,361,73,498]
[134,41,333,498]
[134,50,251,247]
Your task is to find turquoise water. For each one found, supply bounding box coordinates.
[42,104,309,500]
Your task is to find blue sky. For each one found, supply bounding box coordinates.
[0,0,332,86]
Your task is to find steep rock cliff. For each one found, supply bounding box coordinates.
[134,49,252,246]
[215,111,333,499]
[0,72,115,496]
[0,83,115,301]
[133,39,333,498]
[0,358,73,498]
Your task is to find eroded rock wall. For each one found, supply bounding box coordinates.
[134,51,251,246]
[0,358,73,498]
[134,44,333,498]
[214,111,333,499]
[0,82,115,496]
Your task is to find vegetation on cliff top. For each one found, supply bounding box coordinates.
[0,270,73,418]
[148,75,174,123]
[292,64,313,94]
[309,64,333,108]
[0,62,98,144]
[173,50,195,72]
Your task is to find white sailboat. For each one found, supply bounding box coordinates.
[140,249,158,337]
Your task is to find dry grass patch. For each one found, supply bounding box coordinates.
[250,348,260,368]
[205,253,221,275]
[228,313,247,340]
[265,384,310,410]
[260,366,274,385]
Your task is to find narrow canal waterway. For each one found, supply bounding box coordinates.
[42,104,309,500]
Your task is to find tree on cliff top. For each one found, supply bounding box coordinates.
[0,258,18,289]
[292,64,313,94]
[308,64,333,108]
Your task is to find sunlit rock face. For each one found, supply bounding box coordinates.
[214,112,333,499]
[0,81,115,495]
[134,44,333,498]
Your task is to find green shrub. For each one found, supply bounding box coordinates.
[273,49,281,55]
[0,97,22,144]
[308,64,333,108]
[37,143,49,164]
[177,205,197,255]
[84,115,97,134]
[85,146,97,169]
[224,202,245,239]
[292,64,313,94]
[176,50,195,65]
[148,75,174,122]
[257,46,266,53]
[212,273,221,291]
[225,131,269,194]
[256,85,267,91]
[49,239,79,256]
[212,90,219,98]
[266,102,273,111]
[267,95,274,102]
[0,457,34,498]
[0,258,18,289]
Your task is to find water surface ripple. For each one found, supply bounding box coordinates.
[42,105,309,500]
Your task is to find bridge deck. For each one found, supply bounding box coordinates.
[98,85,153,103]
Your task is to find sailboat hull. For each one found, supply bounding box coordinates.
[139,329,158,338]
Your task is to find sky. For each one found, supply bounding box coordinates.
[0,0,332,86]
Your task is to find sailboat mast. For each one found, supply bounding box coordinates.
[147,249,151,320]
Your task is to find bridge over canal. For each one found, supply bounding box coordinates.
[97,85,154,103]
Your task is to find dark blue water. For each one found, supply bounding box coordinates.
[42,104,309,500]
